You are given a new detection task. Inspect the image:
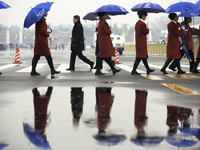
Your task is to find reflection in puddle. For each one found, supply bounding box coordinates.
[0,87,199,150]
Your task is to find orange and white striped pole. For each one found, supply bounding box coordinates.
[114,47,121,64]
[13,47,22,64]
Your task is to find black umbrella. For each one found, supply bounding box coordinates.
[83,12,110,21]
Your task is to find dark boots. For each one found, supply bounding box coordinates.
[142,58,155,75]
[46,56,60,75]
[160,59,172,74]
[104,58,121,75]
[131,58,141,75]
[31,58,40,76]
[192,59,200,73]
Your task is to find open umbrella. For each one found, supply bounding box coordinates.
[196,0,200,7]
[0,143,8,150]
[179,9,200,18]
[83,12,111,21]
[24,2,54,28]
[166,2,198,13]
[130,136,164,147]
[165,136,197,147]
[0,1,10,9]
[131,2,165,13]
[93,4,129,16]
[23,123,51,149]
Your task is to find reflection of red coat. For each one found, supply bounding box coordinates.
[167,22,184,59]
[166,106,182,128]
[34,17,51,56]
[134,90,148,130]
[34,95,50,135]
[135,20,149,58]
[98,19,115,58]
[197,25,200,58]
[97,92,114,133]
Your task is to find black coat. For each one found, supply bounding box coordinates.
[71,21,84,51]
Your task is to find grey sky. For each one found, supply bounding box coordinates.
[0,0,197,29]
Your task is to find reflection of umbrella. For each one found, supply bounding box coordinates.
[165,136,197,147]
[178,127,200,136]
[195,134,200,141]
[23,123,51,149]
[24,2,54,28]
[94,134,126,146]
[93,4,129,16]
[166,2,198,13]
[131,2,165,13]
[0,1,10,9]
[0,143,8,150]
[83,12,111,21]
[130,136,164,147]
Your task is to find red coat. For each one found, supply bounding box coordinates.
[135,20,149,58]
[197,25,200,58]
[187,26,194,50]
[98,19,115,58]
[34,17,51,56]
[167,22,184,59]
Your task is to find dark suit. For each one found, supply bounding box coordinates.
[69,21,93,69]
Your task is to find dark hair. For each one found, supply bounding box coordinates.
[168,13,177,20]
[97,12,107,18]
[73,15,80,21]
[184,17,191,21]
[137,10,147,19]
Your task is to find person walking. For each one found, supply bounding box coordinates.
[169,17,195,72]
[66,15,94,71]
[95,12,121,75]
[160,13,185,74]
[192,25,200,73]
[31,13,60,76]
[131,10,155,75]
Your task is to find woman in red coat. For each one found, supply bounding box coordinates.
[192,25,200,73]
[95,12,121,76]
[31,13,60,76]
[131,10,155,75]
[160,13,185,74]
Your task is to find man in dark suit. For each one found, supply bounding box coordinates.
[66,15,94,71]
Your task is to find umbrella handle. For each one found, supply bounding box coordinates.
[48,27,52,33]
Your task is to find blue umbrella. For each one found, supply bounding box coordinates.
[179,10,200,17]
[196,0,200,7]
[131,2,165,13]
[24,2,54,28]
[165,136,197,147]
[0,143,8,150]
[83,12,111,21]
[195,135,200,141]
[23,123,51,149]
[130,136,164,147]
[166,2,198,13]
[0,1,10,9]
[93,4,129,16]
[178,127,200,136]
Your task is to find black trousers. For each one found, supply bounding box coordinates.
[96,57,114,72]
[69,50,93,69]
[169,50,194,71]
[32,55,55,71]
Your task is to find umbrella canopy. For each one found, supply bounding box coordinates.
[178,127,200,136]
[24,2,54,28]
[0,1,10,9]
[94,134,126,146]
[23,123,51,149]
[131,2,165,13]
[166,2,198,13]
[83,12,111,21]
[195,135,200,141]
[196,0,200,7]
[0,143,8,150]
[165,136,197,147]
[130,136,164,147]
[179,10,200,17]
[93,4,129,16]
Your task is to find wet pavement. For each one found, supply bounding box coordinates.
[0,86,200,150]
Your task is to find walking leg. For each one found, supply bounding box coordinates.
[192,58,200,73]
[77,51,94,71]
[67,51,76,71]
[95,57,105,75]
[175,59,186,74]
[31,55,41,76]
[160,59,173,74]
[188,50,195,72]
[142,58,155,75]
[131,58,141,75]
[45,56,60,75]
[104,57,121,75]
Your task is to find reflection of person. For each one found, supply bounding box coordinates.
[32,87,52,140]
[134,90,148,136]
[71,87,84,126]
[161,13,185,74]
[95,12,121,76]
[66,15,94,71]
[131,11,154,75]
[31,12,60,76]
[169,17,195,72]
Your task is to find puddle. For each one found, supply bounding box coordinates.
[0,87,199,150]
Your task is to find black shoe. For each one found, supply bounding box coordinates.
[131,70,141,75]
[95,71,105,76]
[160,69,168,75]
[30,71,41,76]
[90,62,94,71]
[51,70,60,75]
[192,69,200,73]
[169,67,177,71]
[66,68,75,71]
[112,68,121,75]
[147,69,155,75]
[177,70,186,74]
[0,72,2,75]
